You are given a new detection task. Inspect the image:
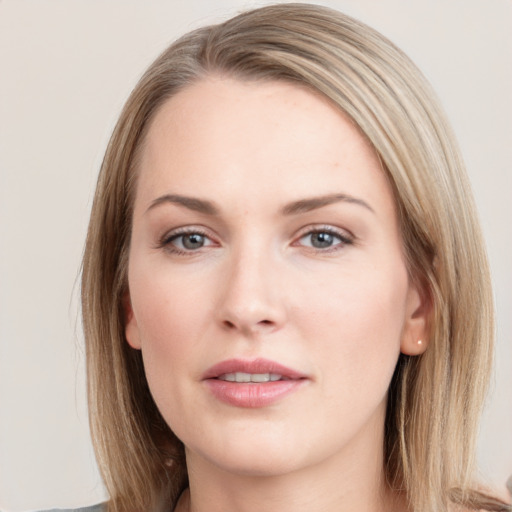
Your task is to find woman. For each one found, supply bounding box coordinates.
[81,4,510,512]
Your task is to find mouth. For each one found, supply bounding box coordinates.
[217,372,289,383]
[202,358,308,408]
[203,357,306,382]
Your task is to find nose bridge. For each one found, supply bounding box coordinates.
[217,236,285,334]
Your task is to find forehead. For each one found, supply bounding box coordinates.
[135,76,394,218]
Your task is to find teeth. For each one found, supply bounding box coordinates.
[219,372,283,383]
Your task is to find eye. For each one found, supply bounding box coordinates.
[159,228,216,254]
[174,233,208,250]
[297,228,353,251]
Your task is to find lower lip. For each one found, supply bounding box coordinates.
[204,379,306,408]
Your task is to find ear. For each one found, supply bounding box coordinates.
[400,279,430,356]
[123,291,142,350]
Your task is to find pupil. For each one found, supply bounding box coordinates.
[311,232,333,248]
[183,234,204,249]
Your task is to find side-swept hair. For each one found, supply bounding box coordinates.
[81,4,508,512]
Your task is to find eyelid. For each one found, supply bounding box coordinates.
[156,225,219,253]
[292,224,355,250]
[294,224,354,240]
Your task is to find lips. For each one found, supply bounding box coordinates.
[202,358,308,408]
[203,358,306,380]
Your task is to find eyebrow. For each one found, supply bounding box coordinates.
[281,193,374,215]
[146,194,219,215]
[145,192,374,216]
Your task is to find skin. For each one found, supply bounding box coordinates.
[125,77,428,512]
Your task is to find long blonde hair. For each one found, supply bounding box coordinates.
[81,4,507,512]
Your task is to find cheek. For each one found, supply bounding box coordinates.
[128,274,214,440]
[128,266,212,393]
[299,262,408,388]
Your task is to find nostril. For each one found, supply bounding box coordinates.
[223,320,236,329]
[221,318,274,332]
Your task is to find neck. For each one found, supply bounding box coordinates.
[177,464,405,512]
[176,406,408,512]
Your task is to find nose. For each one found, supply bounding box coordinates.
[216,248,287,336]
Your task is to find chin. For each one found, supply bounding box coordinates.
[201,446,305,478]
[184,420,357,481]
[182,424,311,477]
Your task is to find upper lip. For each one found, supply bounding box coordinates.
[202,358,307,380]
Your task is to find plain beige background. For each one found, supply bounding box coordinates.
[0,0,511,510]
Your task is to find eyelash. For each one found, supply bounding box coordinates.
[157,227,216,256]
[157,225,354,256]
[294,225,354,253]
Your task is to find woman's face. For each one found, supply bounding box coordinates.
[125,77,427,477]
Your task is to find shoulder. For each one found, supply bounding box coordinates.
[41,504,107,512]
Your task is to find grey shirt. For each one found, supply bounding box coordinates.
[44,504,106,512]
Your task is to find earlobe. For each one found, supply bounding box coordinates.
[123,292,142,350]
[401,336,427,356]
[400,281,430,356]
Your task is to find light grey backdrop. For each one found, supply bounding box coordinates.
[0,0,510,510]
